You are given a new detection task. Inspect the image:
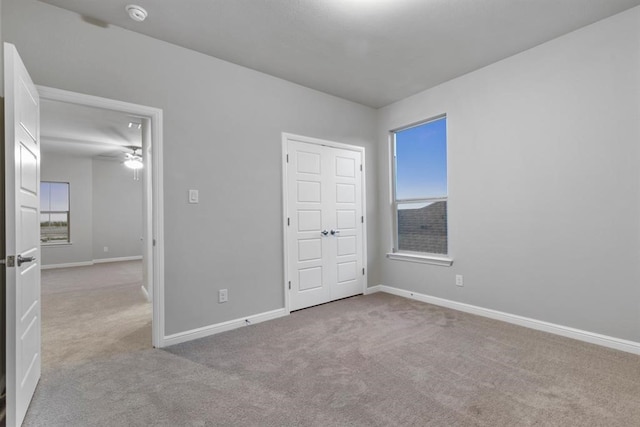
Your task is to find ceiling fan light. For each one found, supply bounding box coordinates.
[124,157,144,169]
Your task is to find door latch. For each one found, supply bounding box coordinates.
[17,254,36,267]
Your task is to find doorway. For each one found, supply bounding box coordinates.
[38,98,149,369]
[282,133,367,312]
[36,86,165,347]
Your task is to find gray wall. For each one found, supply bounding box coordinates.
[377,7,640,342]
[3,0,378,335]
[40,153,93,265]
[40,154,143,266]
[92,158,142,261]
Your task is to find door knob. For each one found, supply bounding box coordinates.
[17,254,36,267]
[330,229,340,236]
[321,230,329,236]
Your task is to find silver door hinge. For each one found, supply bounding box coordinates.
[288,281,291,290]
[362,268,365,275]
[2,256,15,267]
[286,154,289,163]
[287,218,290,226]
[361,216,364,223]
[153,239,156,247]
[360,164,362,171]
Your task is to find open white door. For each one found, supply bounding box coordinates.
[4,42,41,427]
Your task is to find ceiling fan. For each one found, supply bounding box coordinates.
[124,146,143,170]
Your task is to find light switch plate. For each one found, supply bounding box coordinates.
[219,289,228,303]
[188,189,199,204]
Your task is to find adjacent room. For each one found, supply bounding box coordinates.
[2,0,640,426]
[38,99,150,370]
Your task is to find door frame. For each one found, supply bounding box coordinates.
[36,85,166,348]
[281,132,368,313]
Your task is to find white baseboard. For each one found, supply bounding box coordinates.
[41,261,93,270]
[93,256,143,264]
[42,256,143,270]
[366,285,640,356]
[162,308,289,347]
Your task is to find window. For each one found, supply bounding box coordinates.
[392,116,448,257]
[40,182,70,244]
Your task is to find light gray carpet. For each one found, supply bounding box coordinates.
[40,261,151,370]
[24,292,640,426]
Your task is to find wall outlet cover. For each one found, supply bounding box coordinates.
[188,189,199,204]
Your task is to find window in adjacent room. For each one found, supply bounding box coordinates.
[40,181,70,244]
[392,115,448,255]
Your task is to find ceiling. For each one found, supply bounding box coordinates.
[41,0,640,108]
[41,99,142,159]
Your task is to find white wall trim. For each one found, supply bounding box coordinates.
[42,256,143,270]
[36,85,165,349]
[386,252,454,266]
[162,308,288,347]
[366,285,640,355]
[93,256,143,264]
[41,261,94,270]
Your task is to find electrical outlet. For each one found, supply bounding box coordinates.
[455,274,464,287]
[218,289,228,303]
[103,246,109,252]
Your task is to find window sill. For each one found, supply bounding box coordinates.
[386,252,453,267]
[42,242,72,247]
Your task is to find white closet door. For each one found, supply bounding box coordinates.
[286,138,363,311]
[327,146,363,300]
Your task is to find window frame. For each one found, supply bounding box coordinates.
[388,114,453,266]
[40,181,71,245]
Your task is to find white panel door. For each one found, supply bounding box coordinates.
[287,141,331,310]
[286,138,364,311]
[4,43,41,427]
[328,146,363,300]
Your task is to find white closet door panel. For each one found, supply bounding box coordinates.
[287,140,331,310]
[286,138,364,310]
[326,146,363,301]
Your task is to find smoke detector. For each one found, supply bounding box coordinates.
[126,5,148,22]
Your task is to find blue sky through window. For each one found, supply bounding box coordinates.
[40,182,69,211]
[395,117,447,200]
